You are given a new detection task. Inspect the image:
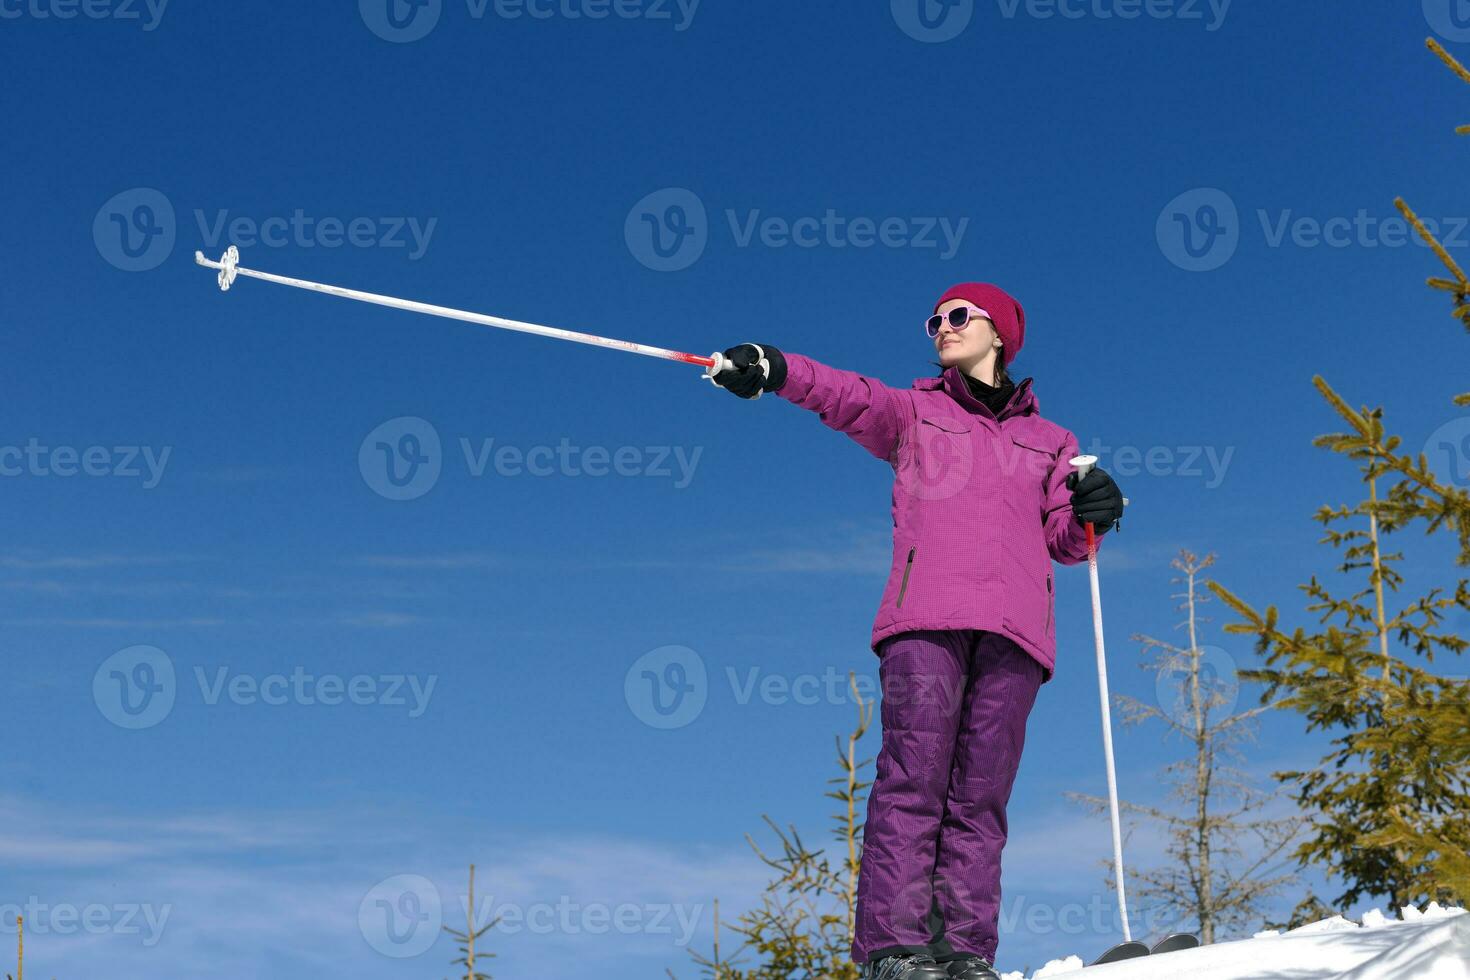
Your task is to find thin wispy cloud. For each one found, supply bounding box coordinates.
[0,616,231,629]
[350,553,505,570]
[0,553,206,571]
[0,796,768,978]
[336,611,424,628]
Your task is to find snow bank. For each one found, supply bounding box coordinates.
[1001,903,1469,980]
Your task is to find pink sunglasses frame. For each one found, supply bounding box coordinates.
[926,305,993,338]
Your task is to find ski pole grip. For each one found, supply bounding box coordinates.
[1069,453,1129,522]
[701,346,767,400]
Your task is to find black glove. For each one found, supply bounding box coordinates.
[712,343,787,400]
[1065,467,1124,533]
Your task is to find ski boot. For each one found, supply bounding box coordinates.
[861,953,951,979]
[942,954,1001,979]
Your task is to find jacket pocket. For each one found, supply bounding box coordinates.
[896,546,916,608]
[1008,434,1054,498]
[1046,570,1053,635]
[920,414,972,434]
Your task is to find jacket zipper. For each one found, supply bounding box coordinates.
[896,546,916,608]
[1045,572,1053,633]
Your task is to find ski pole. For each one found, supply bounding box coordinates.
[1069,453,1132,943]
[192,246,760,390]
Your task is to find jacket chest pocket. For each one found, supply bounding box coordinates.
[1006,433,1053,504]
[900,414,975,502]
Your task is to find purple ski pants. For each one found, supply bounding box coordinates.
[853,629,1044,965]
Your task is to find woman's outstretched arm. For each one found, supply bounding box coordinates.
[710,344,914,464]
[773,351,915,464]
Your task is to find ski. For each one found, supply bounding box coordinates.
[1089,940,1150,966]
[1150,933,1201,955]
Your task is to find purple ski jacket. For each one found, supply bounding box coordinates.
[774,353,1102,683]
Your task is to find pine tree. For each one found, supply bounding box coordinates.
[1205,33,1470,913]
[675,674,871,980]
[1070,549,1301,943]
[444,864,498,980]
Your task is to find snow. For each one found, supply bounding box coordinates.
[1000,904,1470,980]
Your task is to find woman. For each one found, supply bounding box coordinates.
[712,283,1125,980]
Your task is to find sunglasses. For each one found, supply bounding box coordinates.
[926,305,992,339]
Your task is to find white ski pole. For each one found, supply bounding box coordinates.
[1069,453,1132,943]
[192,246,767,392]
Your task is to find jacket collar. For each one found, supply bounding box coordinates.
[915,367,1036,420]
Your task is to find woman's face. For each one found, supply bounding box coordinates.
[933,299,1000,370]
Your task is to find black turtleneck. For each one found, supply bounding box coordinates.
[962,371,1016,417]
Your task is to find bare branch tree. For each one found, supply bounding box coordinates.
[1071,549,1304,943]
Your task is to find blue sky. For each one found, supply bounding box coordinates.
[4,1,1470,977]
